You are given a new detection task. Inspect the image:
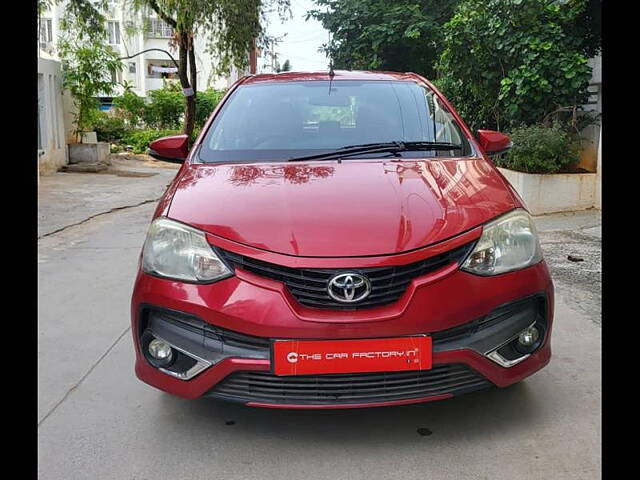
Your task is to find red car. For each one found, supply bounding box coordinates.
[132,71,553,409]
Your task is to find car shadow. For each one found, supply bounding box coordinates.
[157,380,546,446]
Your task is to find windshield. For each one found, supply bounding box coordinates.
[198,80,472,163]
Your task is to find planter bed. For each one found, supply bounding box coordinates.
[498,167,597,215]
[68,142,110,164]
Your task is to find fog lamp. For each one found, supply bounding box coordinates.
[518,326,540,347]
[148,338,173,364]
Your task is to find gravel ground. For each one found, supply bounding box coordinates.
[534,210,602,325]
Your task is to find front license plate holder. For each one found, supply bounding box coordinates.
[272,336,432,376]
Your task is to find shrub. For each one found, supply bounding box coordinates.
[143,81,184,129]
[121,129,181,154]
[113,90,146,127]
[195,88,226,128]
[496,125,581,174]
[92,111,127,143]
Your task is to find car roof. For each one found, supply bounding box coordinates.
[240,70,426,85]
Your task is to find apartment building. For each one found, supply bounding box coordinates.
[38,0,246,104]
[38,0,251,176]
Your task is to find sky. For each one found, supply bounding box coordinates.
[260,0,330,73]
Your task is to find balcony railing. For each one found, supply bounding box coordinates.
[146,18,174,38]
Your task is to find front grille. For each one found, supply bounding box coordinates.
[218,242,474,310]
[207,364,492,405]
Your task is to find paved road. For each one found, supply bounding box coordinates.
[38,166,601,480]
[38,155,178,238]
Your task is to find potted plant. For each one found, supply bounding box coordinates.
[58,11,121,164]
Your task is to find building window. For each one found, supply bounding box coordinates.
[107,21,121,45]
[111,69,123,84]
[39,18,53,48]
[147,18,173,38]
[129,62,136,74]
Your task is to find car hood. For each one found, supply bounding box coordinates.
[167,158,517,257]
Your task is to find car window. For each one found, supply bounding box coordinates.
[424,88,470,156]
[199,80,471,162]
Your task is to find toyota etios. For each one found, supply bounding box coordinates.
[132,71,553,409]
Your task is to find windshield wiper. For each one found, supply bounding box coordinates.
[341,141,462,150]
[287,141,463,162]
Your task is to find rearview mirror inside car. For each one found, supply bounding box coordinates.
[308,94,351,107]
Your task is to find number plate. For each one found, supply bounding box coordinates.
[273,336,432,376]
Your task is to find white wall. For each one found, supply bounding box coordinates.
[38,58,73,176]
[589,54,602,210]
[499,168,597,215]
[577,54,602,173]
[595,127,601,210]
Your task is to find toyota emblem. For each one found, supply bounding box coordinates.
[327,273,372,303]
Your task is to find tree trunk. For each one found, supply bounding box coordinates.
[146,3,199,141]
[189,38,197,97]
[178,36,196,140]
[188,38,198,143]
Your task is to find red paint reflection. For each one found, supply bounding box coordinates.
[229,165,334,186]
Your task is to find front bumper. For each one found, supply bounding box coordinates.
[132,258,554,408]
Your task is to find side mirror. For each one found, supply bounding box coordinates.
[148,134,189,163]
[476,130,512,156]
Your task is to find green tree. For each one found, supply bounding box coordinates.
[307,0,459,77]
[125,0,291,139]
[277,59,291,72]
[436,0,601,132]
[55,0,122,141]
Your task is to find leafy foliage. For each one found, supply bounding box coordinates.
[40,1,111,38]
[122,129,182,154]
[496,125,581,174]
[94,83,226,150]
[142,81,185,129]
[571,0,602,59]
[128,0,291,76]
[58,44,121,137]
[87,79,224,153]
[280,59,291,72]
[190,126,202,144]
[58,43,121,137]
[113,88,147,128]
[56,0,121,139]
[195,88,226,127]
[38,0,53,16]
[93,111,128,143]
[124,0,290,137]
[308,0,459,77]
[436,0,597,131]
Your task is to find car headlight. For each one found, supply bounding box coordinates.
[461,209,543,276]
[142,217,232,283]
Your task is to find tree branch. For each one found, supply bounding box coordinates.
[147,0,177,28]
